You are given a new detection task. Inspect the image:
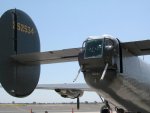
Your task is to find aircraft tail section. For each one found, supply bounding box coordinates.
[122,40,150,56]
[0,9,40,97]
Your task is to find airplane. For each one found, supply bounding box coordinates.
[0,9,150,113]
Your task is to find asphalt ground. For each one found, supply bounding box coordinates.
[0,103,102,113]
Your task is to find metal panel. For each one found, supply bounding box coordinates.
[0,9,40,97]
[12,48,81,64]
[122,40,150,55]
[36,83,94,91]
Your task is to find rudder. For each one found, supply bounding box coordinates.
[0,9,40,97]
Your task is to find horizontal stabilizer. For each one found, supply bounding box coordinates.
[36,83,94,91]
[12,48,81,64]
[122,40,150,56]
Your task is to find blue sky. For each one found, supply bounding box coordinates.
[0,0,150,103]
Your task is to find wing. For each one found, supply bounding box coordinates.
[12,48,81,64]
[36,83,95,92]
[12,40,150,65]
[122,40,150,56]
[0,83,95,92]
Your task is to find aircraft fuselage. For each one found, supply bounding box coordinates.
[78,36,150,112]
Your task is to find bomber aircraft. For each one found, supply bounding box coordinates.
[0,9,150,113]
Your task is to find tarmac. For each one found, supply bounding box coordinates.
[0,103,102,113]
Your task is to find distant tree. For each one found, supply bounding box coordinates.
[33,102,36,104]
[94,101,97,104]
[70,101,74,104]
[85,101,88,104]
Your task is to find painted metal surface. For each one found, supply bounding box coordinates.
[83,39,150,112]
[0,9,40,97]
